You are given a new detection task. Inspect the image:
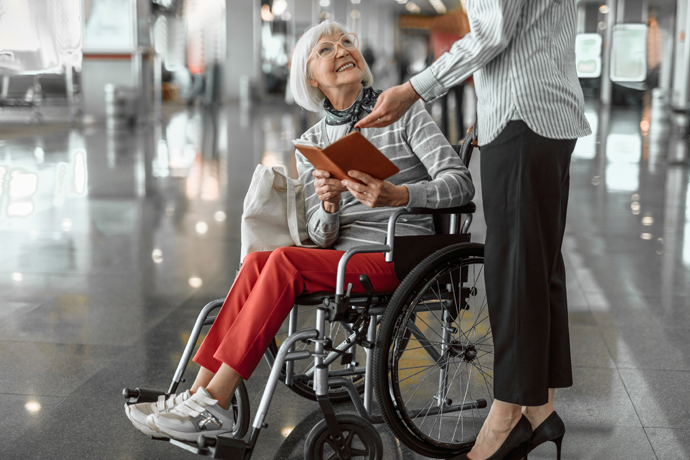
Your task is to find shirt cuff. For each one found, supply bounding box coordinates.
[314,203,340,229]
[410,69,448,103]
[405,184,427,208]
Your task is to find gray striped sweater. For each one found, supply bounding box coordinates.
[411,0,592,145]
[295,100,475,251]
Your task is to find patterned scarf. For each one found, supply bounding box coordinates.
[323,86,382,132]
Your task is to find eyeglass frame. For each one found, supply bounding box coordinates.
[309,33,360,60]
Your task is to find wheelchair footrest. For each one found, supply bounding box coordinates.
[122,387,166,405]
[170,434,248,459]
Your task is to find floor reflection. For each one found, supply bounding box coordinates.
[1,96,690,458]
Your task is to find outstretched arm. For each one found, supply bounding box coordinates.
[355,82,420,130]
[356,0,524,129]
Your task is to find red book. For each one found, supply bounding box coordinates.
[294,131,399,185]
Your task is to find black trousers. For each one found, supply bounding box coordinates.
[480,121,576,407]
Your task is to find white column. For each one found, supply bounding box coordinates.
[672,0,690,110]
[616,0,625,24]
[225,0,261,101]
[312,0,320,25]
[660,28,674,93]
[577,2,586,34]
[600,0,618,106]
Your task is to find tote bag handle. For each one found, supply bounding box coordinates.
[282,167,303,248]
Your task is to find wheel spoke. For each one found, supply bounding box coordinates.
[377,247,490,453]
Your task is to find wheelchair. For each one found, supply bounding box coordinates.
[122,129,492,460]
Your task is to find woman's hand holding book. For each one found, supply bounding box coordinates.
[342,171,409,208]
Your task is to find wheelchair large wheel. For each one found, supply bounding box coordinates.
[304,414,383,460]
[270,315,366,403]
[374,243,492,458]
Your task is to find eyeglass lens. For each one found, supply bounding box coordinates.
[316,34,358,59]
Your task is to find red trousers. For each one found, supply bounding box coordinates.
[193,247,399,380]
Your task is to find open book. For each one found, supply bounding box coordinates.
[293,131,399,184]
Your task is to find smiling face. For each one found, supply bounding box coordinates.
[308,32,366,105]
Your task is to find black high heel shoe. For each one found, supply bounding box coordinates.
[527,411,565,460]
[453,415,532,460]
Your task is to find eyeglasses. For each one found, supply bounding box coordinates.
[311,33,359,60]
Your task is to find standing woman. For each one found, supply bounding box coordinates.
[357,1,591,459]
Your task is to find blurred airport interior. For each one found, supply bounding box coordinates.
[2,0,690,459]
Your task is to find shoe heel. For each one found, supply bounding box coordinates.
[553,435,564,460]
[523,441,529,460]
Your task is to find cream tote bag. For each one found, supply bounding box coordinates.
[240,165,311,261]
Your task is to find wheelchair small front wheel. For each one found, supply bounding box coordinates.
[230,380,250,439]
[304,414,383,460]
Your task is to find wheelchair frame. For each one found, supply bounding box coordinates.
[123,134,482,460]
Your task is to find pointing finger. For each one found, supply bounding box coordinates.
[355,109,383,129]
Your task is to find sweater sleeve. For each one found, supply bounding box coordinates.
[296,141,340,248]
[402,101,475,209]
[409,0,525,102]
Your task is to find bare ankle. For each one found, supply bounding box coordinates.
[522,405,553,428]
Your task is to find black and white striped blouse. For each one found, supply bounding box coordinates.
[411,0,592,144]
[295,100,475,251]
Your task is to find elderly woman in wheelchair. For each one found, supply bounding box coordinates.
[124,20,479,458]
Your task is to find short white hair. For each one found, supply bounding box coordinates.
[290,20,374,113]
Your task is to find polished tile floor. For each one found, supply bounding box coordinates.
[1,96,689,460]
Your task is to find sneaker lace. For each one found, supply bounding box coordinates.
[172,392,217,418]
[155,390,191,411]
[156,394,173,412]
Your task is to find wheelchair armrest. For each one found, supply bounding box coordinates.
[335,244,390,296]
[407,202,476,216]
[385,202,476,263]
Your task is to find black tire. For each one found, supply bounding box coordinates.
[270,311,366,403]
[229,380,250,439]
[374,243,492,458]
[304,414,383,460]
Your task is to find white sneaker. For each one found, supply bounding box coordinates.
[125,390,191,438]
[147,387,235,442]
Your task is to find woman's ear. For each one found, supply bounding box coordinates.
[309,79,318,88]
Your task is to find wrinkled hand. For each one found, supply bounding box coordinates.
[355,81,421,129]
[313,169,347,213]
[342,171,409,208]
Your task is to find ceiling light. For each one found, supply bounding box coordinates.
[272,0,288,16]
[406,2,421,13]
[196,221,209,234]
[428,0,446,14]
